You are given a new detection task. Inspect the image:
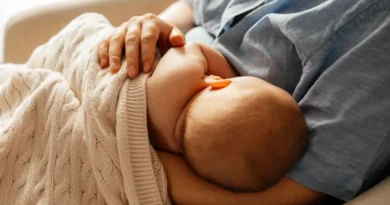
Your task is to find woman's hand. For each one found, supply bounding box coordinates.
[98,13,185,78]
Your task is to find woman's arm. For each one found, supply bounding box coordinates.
[159,1,195,33]
[157,151,326,205]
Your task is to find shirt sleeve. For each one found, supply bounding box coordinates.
[287,3,390,201]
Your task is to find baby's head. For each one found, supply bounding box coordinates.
[176,76,307,192]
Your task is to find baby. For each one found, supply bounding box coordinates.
[146,42,307,192]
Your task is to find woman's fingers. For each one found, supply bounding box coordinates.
[139,13,184,74]
[169,27,186,47]
[99,13,187,77]
[140,15,160,73]
[125,17,142,78]
[98,37,110,68]
[140,13,178,73]
[157,25,185,55]
[108,23,127,73]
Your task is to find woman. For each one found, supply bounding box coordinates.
[98,1,390,204]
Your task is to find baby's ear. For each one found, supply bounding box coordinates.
[204,75,232,89]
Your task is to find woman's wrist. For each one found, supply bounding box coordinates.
[159,1,195,33]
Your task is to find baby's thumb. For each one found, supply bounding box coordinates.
[169,27,185,47]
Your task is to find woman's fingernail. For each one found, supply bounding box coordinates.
[143,62,150,73]
[110,60,118,70]
[128,66,136,78]
[100,57,107,67]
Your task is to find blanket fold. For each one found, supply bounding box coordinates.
[0,13,169,205]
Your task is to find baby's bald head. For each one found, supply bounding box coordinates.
[181,77,307,192]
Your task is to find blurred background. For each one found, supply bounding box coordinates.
[0,0,170,64]
[0,0,72,63]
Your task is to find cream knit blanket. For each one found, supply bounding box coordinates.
[0,13,169,205]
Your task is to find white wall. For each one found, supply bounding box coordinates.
[0,0,65,63]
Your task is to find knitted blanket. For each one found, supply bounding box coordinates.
[0,13,169,205]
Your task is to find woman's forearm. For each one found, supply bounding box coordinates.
[157,151,325,205]
[157,151,238,205]
[232,178,326,205]
[159,1,195,33]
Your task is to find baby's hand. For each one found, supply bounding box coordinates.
[98,13,185,78]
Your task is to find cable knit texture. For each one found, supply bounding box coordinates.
[0,13,169,205]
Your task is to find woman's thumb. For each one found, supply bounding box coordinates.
[169,27,185,47]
